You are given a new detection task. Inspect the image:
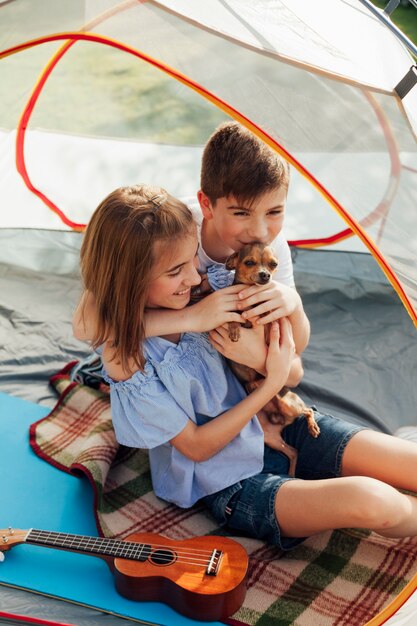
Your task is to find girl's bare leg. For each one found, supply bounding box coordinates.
[275,475,417,539]
[275,430,417,540]
[341,429,417,491]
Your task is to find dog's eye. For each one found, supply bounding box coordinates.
[244,260,256,267]
[269,261,278,269]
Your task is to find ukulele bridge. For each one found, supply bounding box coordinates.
[206,549,222,576]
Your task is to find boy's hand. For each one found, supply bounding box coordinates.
[264,319,294,389]
[238,282,302,325]
[208,319,267,374]
[286,353,304,388]
[188,284,246,332]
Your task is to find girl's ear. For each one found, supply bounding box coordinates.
[197,190,214,220]
[225,252,238,270]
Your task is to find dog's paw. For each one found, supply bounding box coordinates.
[228,323,241,342]
[308,420,321,438]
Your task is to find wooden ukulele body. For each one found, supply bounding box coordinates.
[113,533,248,621]
[0,528,248,622]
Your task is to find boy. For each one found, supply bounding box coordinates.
[191,121,309,360]
[74,122,309,384]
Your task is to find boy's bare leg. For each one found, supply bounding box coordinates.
[275,475,417,539]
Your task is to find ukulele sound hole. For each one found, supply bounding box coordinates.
[149,549,176,566]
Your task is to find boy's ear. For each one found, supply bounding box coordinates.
[225,252,238,270]
[197,190,214,220]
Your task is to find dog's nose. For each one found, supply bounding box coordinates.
[258,271,271,283]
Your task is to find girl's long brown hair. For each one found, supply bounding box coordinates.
[80,184,195,372]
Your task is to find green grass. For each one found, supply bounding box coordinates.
[0,41,229,144]
[29,43,228,145]
[371,1,417,46]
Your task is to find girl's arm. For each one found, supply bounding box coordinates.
[72,290,99,342]
[170,319,294,462]
[72,286,246,343]
[145,284,246,336]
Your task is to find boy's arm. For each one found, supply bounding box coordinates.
[208,322,304,387]
[285,353,304,387]
[286,291,310,355]
[237,282,310,355]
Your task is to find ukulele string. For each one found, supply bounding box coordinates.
[29,531,224,567]
[108,548,218,567]
[122,541,217,556]
[29,531,217,556]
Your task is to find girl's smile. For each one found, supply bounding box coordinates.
[146,231,201,310]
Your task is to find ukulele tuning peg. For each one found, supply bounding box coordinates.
[8,527,14,535]
[0,552,5,562]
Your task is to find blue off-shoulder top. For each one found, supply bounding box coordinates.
[105,331,264,508]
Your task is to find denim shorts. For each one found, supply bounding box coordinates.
[202,411,366,550]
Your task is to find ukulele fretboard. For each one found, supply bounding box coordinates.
[27,529,151,561]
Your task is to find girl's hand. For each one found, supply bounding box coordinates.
[264,318,295,391]
[189,284,246,332]
[208,319,267,374]
[238,282,302,325]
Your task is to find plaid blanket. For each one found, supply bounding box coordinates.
[30,363,417,626]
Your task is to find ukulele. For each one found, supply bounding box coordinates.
[0,527,248,621]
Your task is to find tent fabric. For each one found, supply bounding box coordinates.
[0,135,364,252]
[1,0,416,324]
[155,0,414,92]
[0,230,415,431]
[1,0,417,622]
[1,233,417,624]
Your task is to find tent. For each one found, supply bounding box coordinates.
[1,0,417,624]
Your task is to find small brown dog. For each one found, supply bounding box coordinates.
[225,243,320,476]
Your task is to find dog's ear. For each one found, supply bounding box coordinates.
[225,252,238,270]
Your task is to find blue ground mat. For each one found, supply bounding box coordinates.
[0,392,223,626]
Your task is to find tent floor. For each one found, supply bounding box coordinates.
[1,229,416,623]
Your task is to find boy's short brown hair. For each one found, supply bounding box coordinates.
[201,121,289,205]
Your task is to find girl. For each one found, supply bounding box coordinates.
[78,184,417,549]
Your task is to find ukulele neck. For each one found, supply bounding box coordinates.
[26,529,151,561]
